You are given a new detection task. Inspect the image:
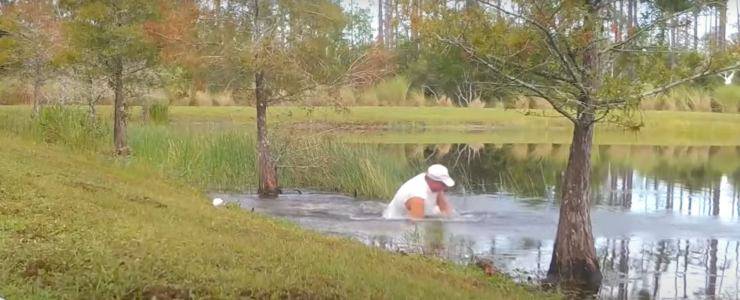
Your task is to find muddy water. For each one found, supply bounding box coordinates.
[216,143,740,299]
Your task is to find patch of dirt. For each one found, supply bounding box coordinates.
[239,288,340,300]
[65,180,111,193]
[126,195,167,208]
[125,285,192,300]
[22,260,51,279]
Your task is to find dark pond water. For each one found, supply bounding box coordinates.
[216,143,740,299]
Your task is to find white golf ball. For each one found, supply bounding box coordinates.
[212,198,224,207]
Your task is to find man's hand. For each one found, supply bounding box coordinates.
[436,192,453,217]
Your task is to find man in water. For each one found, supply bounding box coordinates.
[382,164,455,219]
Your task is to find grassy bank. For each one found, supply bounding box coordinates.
[0,134,556,299]
[0,106,419,199]
[5,105,739,128]
[162,106,740,130]
[337,128,740,146]
[4,105,738,145]
[0,105,737,199]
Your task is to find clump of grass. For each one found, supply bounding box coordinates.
[338,86,357,106]
[435,96,454,107]
[528,97,552,109]
[356,87,379,106]
[0,77,31,105]
[640,86,714,112]
[407,90,427,107]
[32,105,109,151]
[279,139,419,198]
[191,91,213,106]
[355,76,423,107]
[374,76,411,106]
[212,90,235,106]
[467,98,486,108]
[129,126,257,191]
[128,126,416,198]
[147,102,169,124]
[505,96,534,109]
[713,85,740,113]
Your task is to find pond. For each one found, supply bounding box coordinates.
[215,142,740,299]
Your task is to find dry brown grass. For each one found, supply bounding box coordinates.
[467,98,486,108]
[408,90,427,107]
[528,97,553,109]
[435,96,454,107]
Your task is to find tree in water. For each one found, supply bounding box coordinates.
[427,0,740,293]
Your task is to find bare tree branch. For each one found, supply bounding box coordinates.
[441,36,578,123]
[640,62,740,98]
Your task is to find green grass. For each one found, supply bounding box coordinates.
[128,126,418,198]
[0,105,737,198]
[155,106,740,146]
[336,128,740,146]
[0,106,419,199]
[713,85,740,113]
[0,134,557,299]
[166,107,740,144]
[3,105,739,132]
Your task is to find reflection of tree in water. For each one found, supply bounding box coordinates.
[418,143,565,197]
[368,231,738,299]
[358,143,739,297]
[596,238,737,299]
[388,143,739,207]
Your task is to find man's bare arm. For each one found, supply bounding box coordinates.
[436,192,453,216]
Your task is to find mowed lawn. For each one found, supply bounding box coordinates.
[0,134,557,299]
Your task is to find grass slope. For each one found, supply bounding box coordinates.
[0,135,556,299]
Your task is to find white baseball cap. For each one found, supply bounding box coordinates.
[427,164,455,187]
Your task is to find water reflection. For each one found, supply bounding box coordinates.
[595,238,740,299]
[216,143,739,299]
[411,143,740,199]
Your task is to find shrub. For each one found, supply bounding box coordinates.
[713,85,740,113]
[374,76,410,106]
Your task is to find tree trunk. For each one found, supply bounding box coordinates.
[112,57,129,156]
[712,183,720,216]
[547,2,603,292]
[87,76,97,122]
[617,239,629,299]
[377,0,384,45]
[547,120,603,293]
[385,0,393,47]
[693,9,699,51]
[706,239,718,297]
[31,64,42,118]
[255,71,279,197]
[623,169,633,209]
[736,0,739,43]
[719,0,727,49]
[669,19,676,69]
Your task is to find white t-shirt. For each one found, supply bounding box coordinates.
[382,173,440,219]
